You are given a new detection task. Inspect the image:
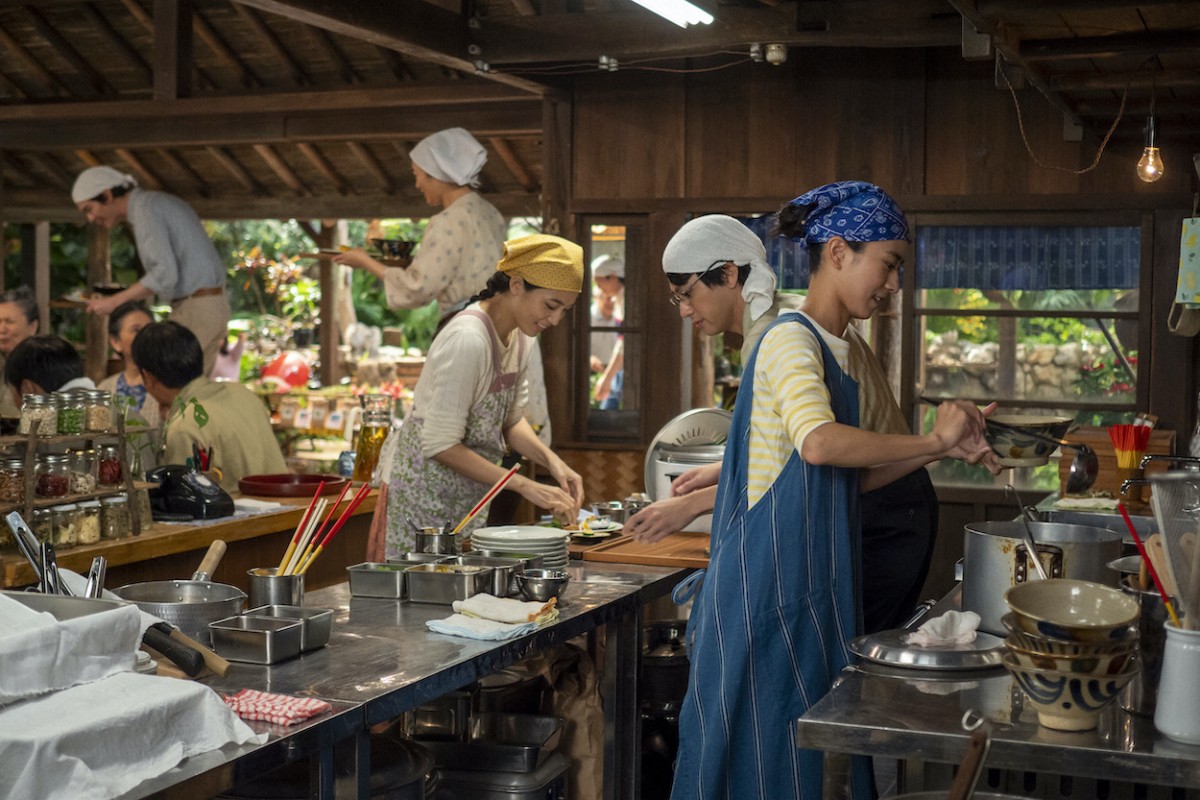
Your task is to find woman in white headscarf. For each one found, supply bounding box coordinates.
[335,128,508,320]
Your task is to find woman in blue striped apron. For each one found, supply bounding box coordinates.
[670,182,999,800]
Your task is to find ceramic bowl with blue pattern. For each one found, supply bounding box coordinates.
[984,414,1073,467]
[1006,579,1140,643]
[1003,652,1137,730]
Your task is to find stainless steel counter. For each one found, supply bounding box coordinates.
[117,561,687,800]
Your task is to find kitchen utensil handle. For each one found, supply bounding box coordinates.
[192,539,227,582]
[168,627,232,677]
[947,728,990,800]
[144,623,204,677]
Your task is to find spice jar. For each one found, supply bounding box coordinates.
[55,391,85,435]
[19,394,57,436]
[76,500,101,545]
[84,390,114,432]
[31,507,53,544]
[100,496,131,540]
[352,410,390,483]
[97,444,124,487]
[36,454,71,498]
[51,503,80,547]
[133,487,153,530]
[68,448,97,495]
[0,457,25,503]
[279,396,300,428]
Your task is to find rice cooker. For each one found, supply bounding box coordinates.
[644,408,732,534]
[651,445,724,533]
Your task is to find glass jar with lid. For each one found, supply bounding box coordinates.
[352,410,391,484]
[97,443,124,487]
[55,390,85,435]
[19,394,57,436]
[76,500,101,545]
[31,507,54,544]
[100,496,131,540]
[0,457,25,503]
[84,390,114,432]
[36,454,70,498]
[67,448,97,495]
[51,503,79,547]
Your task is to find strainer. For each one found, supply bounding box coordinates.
[1149,471,1200,627]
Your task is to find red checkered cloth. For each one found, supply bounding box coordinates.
[222,689,333,726]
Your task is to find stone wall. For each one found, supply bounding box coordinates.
[924,331,1108,401]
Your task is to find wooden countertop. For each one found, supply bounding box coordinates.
[582,530,710,569]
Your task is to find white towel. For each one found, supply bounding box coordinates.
[452,593,556,624]
[904,610,981,647]
[427,610,560,640]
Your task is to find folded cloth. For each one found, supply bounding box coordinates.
[904,610,981,647]
[234,498,287,513]
[223,688,333,726]
[452,593,556,624]
[427,607,560,641]
[0,671,264,800]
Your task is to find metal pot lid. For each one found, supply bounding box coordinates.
[644,408,732,501]
[850,628,1005,671]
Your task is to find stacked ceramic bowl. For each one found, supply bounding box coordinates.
[1001,579,1141,731]
[469,525,570,571]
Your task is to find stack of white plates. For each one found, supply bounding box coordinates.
[469,525,570,570]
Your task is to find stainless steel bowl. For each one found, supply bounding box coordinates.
[515,569,569,602]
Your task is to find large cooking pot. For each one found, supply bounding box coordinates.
[963,520,1122,636]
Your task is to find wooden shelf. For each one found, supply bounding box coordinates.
[0,480,157,514]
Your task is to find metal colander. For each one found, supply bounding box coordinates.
[1149,472,1200,624]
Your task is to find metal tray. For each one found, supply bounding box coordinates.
[347,562,408,599]
[387,552,451,566]
[243,604,334,651]
[405,563,492,604]
[850,628,1005,671]
[2,591,126,620]
[445,555,521,597]
[420,713,564,772]
[210,615,302,665]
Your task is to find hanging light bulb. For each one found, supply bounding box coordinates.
[1137,114,1164,183]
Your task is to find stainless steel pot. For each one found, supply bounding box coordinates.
[962,520,1123,636]
[112,579,246,643]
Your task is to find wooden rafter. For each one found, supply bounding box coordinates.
[375,46,417,82]
[194,6,263,88]
[25,152,73,189]
[308,26,360,84]
[510,0,537,16]
[0,21,71,95]
[1051,69,1200,92]
[346,142,394,194]
[295,142,349,195]
[155,148,212,197]
[1021,32,1200,62]
[75,149,102,167]
[252,143,310,195]
[0,69,28,100]
[206,146,264,194]
[78,2,153,85]
[120,0,218,91]
[1,154,38,188]
[488,137,536,193]
[25,5,116,95]
[391,141,413,161]
[233,4,312,87]
[114,148,165,191]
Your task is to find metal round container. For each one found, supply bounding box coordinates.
[113,579,246,643]
[415,528,460,555]
[962,520,1122,636]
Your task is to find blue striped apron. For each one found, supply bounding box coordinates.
[670,312,873,800]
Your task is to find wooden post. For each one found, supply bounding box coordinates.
[85,225,111,382]
[311,222,342,386]
[33,222,50,334]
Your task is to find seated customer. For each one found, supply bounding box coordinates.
[4,336,95,405]
[131,321,286,493]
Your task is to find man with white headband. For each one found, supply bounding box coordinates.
[72,166,230,376]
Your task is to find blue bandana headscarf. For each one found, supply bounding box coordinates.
[784,180,910,245]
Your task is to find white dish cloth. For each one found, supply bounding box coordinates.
[426,608,559,641]
[904,610,981,647]
[452,593,556,624]
[0,671,265,799]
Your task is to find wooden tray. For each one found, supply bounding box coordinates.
[1057,426,1175,507]
[583,530,710,569]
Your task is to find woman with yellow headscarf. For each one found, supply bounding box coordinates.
[368,234,586,559]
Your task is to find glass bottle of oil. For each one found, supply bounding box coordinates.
[352,410,390,484]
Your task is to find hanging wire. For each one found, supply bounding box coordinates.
[999,55,1156,175]
[496,49,756,76]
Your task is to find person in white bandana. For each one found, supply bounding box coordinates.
[72,166,231,376]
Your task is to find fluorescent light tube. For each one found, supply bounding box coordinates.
[629,0,713,28]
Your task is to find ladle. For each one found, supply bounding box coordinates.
[1007,484,1049,581]
[989,419,1099,495]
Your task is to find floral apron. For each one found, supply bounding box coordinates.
[378,310,524,558]
[670,313,873,800]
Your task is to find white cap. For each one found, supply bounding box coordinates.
[410,128,487,188]
[72,166,137,204]
[661,214,777,322]
[592,255,625,279]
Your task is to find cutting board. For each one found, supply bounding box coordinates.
[583,530,710,569]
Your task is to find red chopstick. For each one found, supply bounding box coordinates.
[298,483,372,574]
[1118,502,1180,626]
[451,463,521,535]
[277,480,325,571]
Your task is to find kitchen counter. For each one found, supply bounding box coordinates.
[115,560,686,800]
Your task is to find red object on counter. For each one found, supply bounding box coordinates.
[223,689,332,726]
[261,351,311,389]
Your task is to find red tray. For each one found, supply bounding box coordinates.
[238,473,349,498]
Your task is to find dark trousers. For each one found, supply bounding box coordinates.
[860,467,939,634]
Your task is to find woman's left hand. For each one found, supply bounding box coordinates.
[546,456,585,510]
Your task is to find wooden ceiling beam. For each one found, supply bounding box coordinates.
[1051,69,1200,92]
[25,5,116,95]
[114,148,165,191]
[233,4,312,87]
[75,149,102,167]
[0,21,71,95]
[1,154,39,188]
[1021,32,1200,62]
[0,105,542,148]
[977,0,1183,11]
[488,137,537,193]
[296,142,349,195]
[229,0,548,94]
[152,0,193,100]
[346,142,395,194]
[308,26,360,84]
[79,2,153,86]
[155,147,212,197]
[510,0,538,16]
[0,69,29,100]
[121,0,218,91]
[206,146,265,194]
[22,153,73,190]
[252,143,310,195]
[194,5,263,87]
[375,46,417,82]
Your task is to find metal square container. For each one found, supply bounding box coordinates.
[209,615,302,665]
[445,555,522,597]
[347,562,408,599]
[475,551,545,573]
[420,713,564,772]
[405,563,493,604]
[243,604,334,651]
[387,552,451,566]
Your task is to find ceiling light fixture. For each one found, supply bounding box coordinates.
[1137,74,1165,183]
[629,0,713,28]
